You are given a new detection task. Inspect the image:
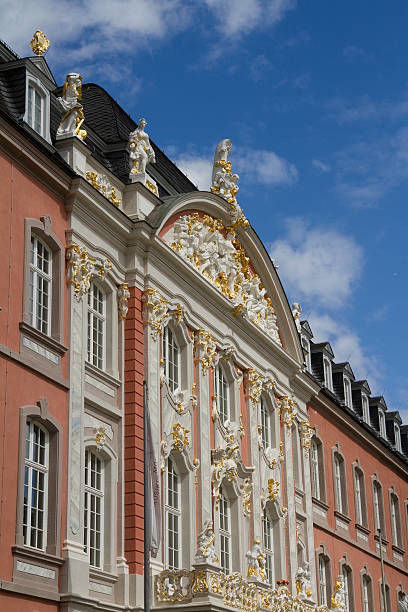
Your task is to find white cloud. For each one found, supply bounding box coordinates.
[204,0,296,38]
[174,155,213,190]
[270,218,363,309]
[236,149,298,185]
[312,159,330,172]
[307,312,381,390]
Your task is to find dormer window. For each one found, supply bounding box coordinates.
[323,358,332,391]
[378,410,386,439]
[344,378,352,409]
[394,424,402,452]
[362,395,370,423]
[24,75,50,142]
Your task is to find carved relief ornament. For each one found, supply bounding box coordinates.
[161,423,191,472]
[279,395,297,428]
[118,283,130,319]
[210,139,248,228]
[245,368,264,408]
[142,288,169,339]
[299,419,314,453]
[167,213,281,345]
[66,244,112,301]
[193,328,217,375]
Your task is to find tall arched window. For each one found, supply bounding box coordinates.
[165,458,181,569]
[333,451,347,515]
[30,235,52,335]
[353,465,367,527]
[317,552,331,606]
[24,420,49,549]
[342,564,354,612]
[263,511,274,585]
[310,436,325,501]
[373,479,386,535]
[390,491,402,548]
[219,487,231,575]
[215,365,229,425]
[27,83,46,136]
[162,326,180,393]
[361,572,373,612]
[87,282,106,370]
[84,449,104,568]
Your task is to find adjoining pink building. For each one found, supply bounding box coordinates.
[1,34,408,612]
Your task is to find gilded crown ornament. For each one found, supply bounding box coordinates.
[30,30,50,56]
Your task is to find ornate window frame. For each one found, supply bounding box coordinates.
[214,478,241,576]
[24,73,51,143]
[389,487,403,550]
[339,555,355,612]
[372,475,387,540]
[360,566,374,612]
[315,545,332,607]
[213,351,240,430]
[292,421,304,491]
[332,446,348,517]
[310,433,326,503]
[162,318,192,397]
[263,499,284,585]
[21,217,66,370]
[352,460,368,528]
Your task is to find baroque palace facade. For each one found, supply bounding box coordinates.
[0,32,408,612]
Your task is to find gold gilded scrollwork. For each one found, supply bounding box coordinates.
[30,30,50,56]
[267,478,280,502]
[242,479,253,518]
[66,244,112,302]
[193,328,217,375]
[172,423,189,452]
[245,368,264,408]
[142,288,169,340]
[192,570,208,594]
[279,396,297,429]
[299,419,314,453]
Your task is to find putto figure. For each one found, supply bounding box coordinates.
[128,118,156,177]
[195,519,219,564]
[211,139,239,205]
[295,562,312,599]
[331,575,346,609]
[57,73,87,140]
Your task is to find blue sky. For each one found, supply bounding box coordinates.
[2,0,408,419]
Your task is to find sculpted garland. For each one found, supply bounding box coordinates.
[169,213,281,345]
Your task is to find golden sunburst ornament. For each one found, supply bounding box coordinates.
[30,30,50,56]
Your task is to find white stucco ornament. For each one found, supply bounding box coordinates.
[142,288,169,339]
[292,302,302,332]
[398,594,408,612]
[167,214,281,344]
[246,539,266,582]
[331,575,345,609]
[66,244,112,301]
[57,73,87,141]
[295,562,312,600]
[127,118,158,195]
[195,520,219,565]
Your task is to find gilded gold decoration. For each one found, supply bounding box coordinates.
[192,570,208,593]
[142,288,169,339]
[246,540,266,583]
[193,328,217,375]
[239,413,245,438]
[174,304,184,323]
[279,440,284,463]
[245,368,264,408]
[85,171,122,205]
[118,282,130,319]
[331,575,346,609]
[267,478,280,502]
[86,171,101,190]
[193,458,200,487]
[57,74,87,140]
[157,569,323,611]
[66,244,112,301]
[30,30,50,56]
[172,423,190,452]
[279,396,297,429]
[299,419,314,453]
[242,479,253,517]
[168,214,281,344]
[146,180,158,195]
[95,426,106,451]
[108,187,122,205]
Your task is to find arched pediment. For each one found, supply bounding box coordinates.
[152,191,303,364]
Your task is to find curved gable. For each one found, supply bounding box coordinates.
[153,191,303,364]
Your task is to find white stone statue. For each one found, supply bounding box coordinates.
[292,302,302,332]
[57,73,87,140]
[211,139,239,204]
[295,562,312,600]
[398,594,408,612]
[195,520,219,564]
[246,539,266,581]
[128,118,156,177]
[331,575,345,609]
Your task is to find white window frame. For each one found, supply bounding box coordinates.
[311,438,321,499]
[390,493,402,547]
[318,555,329,606]
[87,282,106,370]
[163,326,181,393]
[84,449,104,568]
[394,424,402,452]
[362,575,371,612]
[215,364,230,426]
[219,488,231,575]
[344,378,352,409]
[165,457,181,570]
[334,454,344,513]
[262,511,274,585]
[23,420,49,550]
[354,468,363,525]
[342,565,354,612]
[24,75,51,142]
[362,395,370,423]
[378,410,386,439]
[259,396,271,449]
[29,235,52,335]
[323,358,333,391]
[373,480,385,535]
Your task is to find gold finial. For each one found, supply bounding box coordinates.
[30,30,50,56]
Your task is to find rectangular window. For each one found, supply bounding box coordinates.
[219,490,231,575]
[165,458,181,570]
[344,378,352,408]
[318,556,328,605]
[216,366,229,425]
[354,470,363,525]
[311,439,320,499]
[87,283,105,369]
[362,395,370,423]
[29,236,52,335]
[163,327,180,393]
[84,450,104,568]
[262,513,274,585]
[23,421,48,550]
[260,397,271,448]
[362,576,370,612]
[27,84,44,136]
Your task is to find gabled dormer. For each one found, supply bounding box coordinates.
[369,396,388,440]
[385,411,403,453]
[0,43,55,144]
[310,341,335,391]
[351,379,371,422]
[332,362,355,409]
[300,320,313,372]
